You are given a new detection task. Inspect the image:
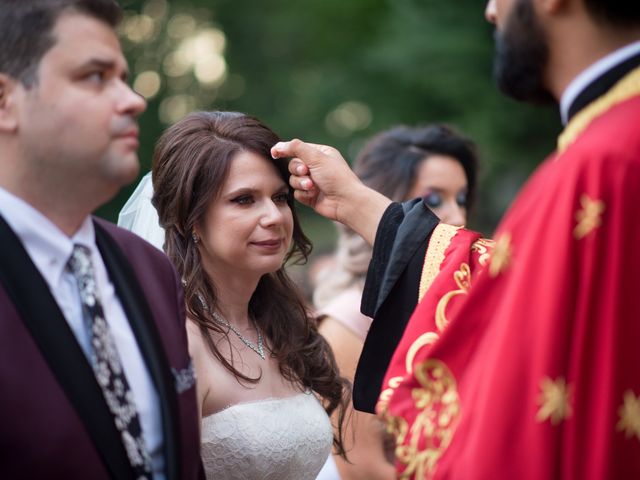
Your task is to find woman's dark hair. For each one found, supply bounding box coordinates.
[354,123,479,211]
[152,111,348,454]
[313,123,479,310]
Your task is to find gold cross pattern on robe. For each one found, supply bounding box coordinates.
[617,390,640,442]
[536,376,573,426]
[574,194,605,240]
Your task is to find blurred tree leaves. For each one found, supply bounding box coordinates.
[101,0,561,238]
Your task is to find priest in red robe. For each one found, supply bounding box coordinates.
[272,0,640,477]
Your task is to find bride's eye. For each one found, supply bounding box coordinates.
[273,192,290,204]
[232,195,254,205]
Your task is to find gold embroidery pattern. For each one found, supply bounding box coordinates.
[419,224,461,302]
[470,238,495,267]
[536,377,573,425]
[378,259,469,447]
[378,257,473,475]
[384,360,460,480]
[435,263,471,332]
[617,390,640,442]
[404,262,473,378]
[378,376,406,412]
[489,233,512,278]
[558,66,640,153]
[574,194,605,239]
[405,332,441,375]
[379,227,482,477]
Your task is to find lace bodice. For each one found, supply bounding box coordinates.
[201,392,333,480]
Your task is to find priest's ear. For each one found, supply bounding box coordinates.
[537,0,570,15]
[0,74,19,132]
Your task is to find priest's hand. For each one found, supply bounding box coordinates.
[271,139,391,245]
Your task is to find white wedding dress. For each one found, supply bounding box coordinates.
[201,392,333,479]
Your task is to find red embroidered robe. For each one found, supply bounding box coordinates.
[379,68,640,479]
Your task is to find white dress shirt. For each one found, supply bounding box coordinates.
[0,187,165,479]
[560,40,640,125]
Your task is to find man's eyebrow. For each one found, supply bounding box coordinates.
[78,58,130,79]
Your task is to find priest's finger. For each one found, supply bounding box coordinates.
[288,158,309,176]
[289,174,314,192]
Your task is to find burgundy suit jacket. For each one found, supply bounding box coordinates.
[0,216,204,480]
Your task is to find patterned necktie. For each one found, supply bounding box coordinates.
[67,244,152,480]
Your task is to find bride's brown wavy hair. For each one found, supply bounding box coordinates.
[152,111,348,454]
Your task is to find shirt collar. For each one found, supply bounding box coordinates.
[560,40,640,125]
[0,187,96,289]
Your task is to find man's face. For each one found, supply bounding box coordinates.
[486,0,555,104]
[15,12,146,199]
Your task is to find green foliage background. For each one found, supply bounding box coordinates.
[100,0,561,249]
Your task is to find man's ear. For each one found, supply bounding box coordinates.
[0,74,19,132]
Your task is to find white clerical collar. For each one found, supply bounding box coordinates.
[560,40,640,125]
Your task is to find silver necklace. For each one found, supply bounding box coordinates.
[210,310,266,360]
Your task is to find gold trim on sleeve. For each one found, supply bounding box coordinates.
[419,224,461,302]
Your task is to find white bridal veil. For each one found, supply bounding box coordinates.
[117,172,165,251]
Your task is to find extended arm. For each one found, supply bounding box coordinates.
[271,139,391,245]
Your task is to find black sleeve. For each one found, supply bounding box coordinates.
[353,235,430,413]
[360,202,405,317]
[353,199,439,413]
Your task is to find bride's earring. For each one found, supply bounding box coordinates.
[192,232,200,244]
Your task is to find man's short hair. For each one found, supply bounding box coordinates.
[0,0,122,86]
[584,0,640,27]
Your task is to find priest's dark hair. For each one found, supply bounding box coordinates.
[152,110,348,456]
[584,0,640,27]
[0,0,122,87]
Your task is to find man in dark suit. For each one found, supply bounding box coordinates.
[0,1,202,478]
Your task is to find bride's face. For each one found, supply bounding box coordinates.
[197,150,294,279]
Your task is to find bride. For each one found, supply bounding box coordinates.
[119,111,347,479]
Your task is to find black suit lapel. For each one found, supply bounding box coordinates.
[0,215,134,480]
[94,221,181,480]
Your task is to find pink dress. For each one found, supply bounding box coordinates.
[318,287,372,342]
